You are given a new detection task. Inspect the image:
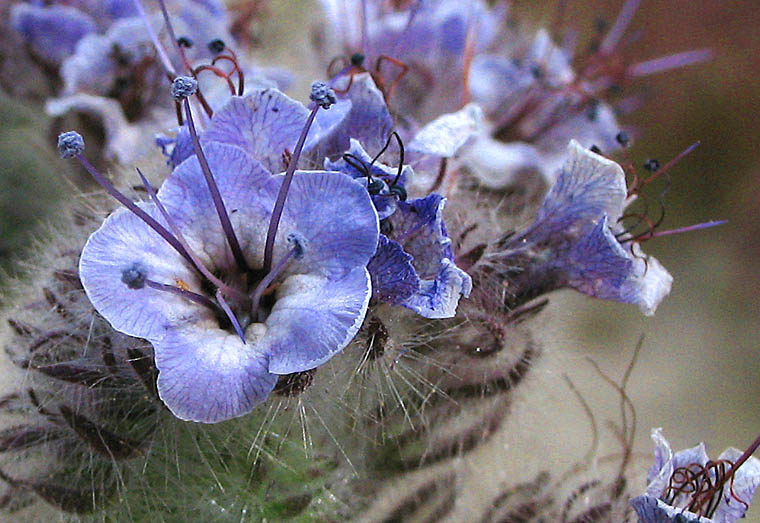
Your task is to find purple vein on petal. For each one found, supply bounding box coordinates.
[184,98,250,272]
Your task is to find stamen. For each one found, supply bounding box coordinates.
[639,141,700,189]
[251,235,304,320]
[648,220,727,238]
[130,0,176,75]
[262,82,334,274]
[135,168,247,301]
[599,0,641,55]
[183,98,250,272]
[155,0,189,74]
[120,263,219,311]
[144,279,218,310]
[58,132,195,268]
[215,289,246,344]
[628,49,713,77]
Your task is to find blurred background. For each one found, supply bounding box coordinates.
[1,0,759,517]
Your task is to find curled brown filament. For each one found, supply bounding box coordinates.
[665,459,748,518]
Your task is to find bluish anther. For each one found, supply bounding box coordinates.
[57,131,85,159]
[310,81,337,109]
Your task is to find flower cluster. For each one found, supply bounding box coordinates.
[0,0,741,520]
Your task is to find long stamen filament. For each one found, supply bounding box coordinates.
[135,168,247,301]
[156,0,190,75]
[215,289,246,344]
[262,106,319,274]
[74,155,195,268]
[144,279,217,310]
[130,0,176,76]
[250,248,297,321]
[183,98,250,272]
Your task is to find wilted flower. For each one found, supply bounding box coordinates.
[631,428,760,522]
[487,140,672,315]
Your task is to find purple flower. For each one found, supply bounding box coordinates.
[78,142,379,422]
[631,428,760,522]
[493,140,672,315]
[200,88,351,173]
[325,141,471,318]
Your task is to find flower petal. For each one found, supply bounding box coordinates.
[79,205,201,343]
[385,194,472,318]
[711,447,760,522]
[531,140,627,236]
[266,267,371,374]
[158,142,275,271]
[10,4,96,65]
[461,135,545,190]
[408,103,484,158]
[367,235,420,304]
[323,73,394,157]
[630,494,707,523]
[202,90,316,173]
[155,324,277,423]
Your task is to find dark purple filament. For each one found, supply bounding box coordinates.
[144,279,217,310]
[250,247,297,321]
[135,168,247,301]
[74,154,194,268]
[183,98,250,272]
[262,106,319,274]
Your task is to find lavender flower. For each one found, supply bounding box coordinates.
[631,428,760,522]
[326,140,471,318]
[78,139,379,423]
[490,140,672,315]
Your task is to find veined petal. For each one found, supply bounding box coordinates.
[531,140,627,236]
[202,90,317,173]
[367,235,419,304]
[712,447,760,522]
[79,204,201,343]
[155,324,277,423]
[266,267,371,374]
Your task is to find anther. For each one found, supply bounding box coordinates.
[171,76,198,100]
[121,264,147,290]
[350,53,365,67]
[208,38,226,54]
[309,81,337,109]
[57,131,85,159]
[590,144,602,154]
[643,158,660,172]
[616,131,630,146]
[177,36,193,48]
[287,233,307,259]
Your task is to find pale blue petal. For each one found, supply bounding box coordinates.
[711,447,760,523]
[202,90,314,173]
[408,103,484,158]
[530,140,627,237]
[266,267,371,374]
[323,73,394,157]
[630,494,706,523]
[155,325,277,423]
[79,204,201,343]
